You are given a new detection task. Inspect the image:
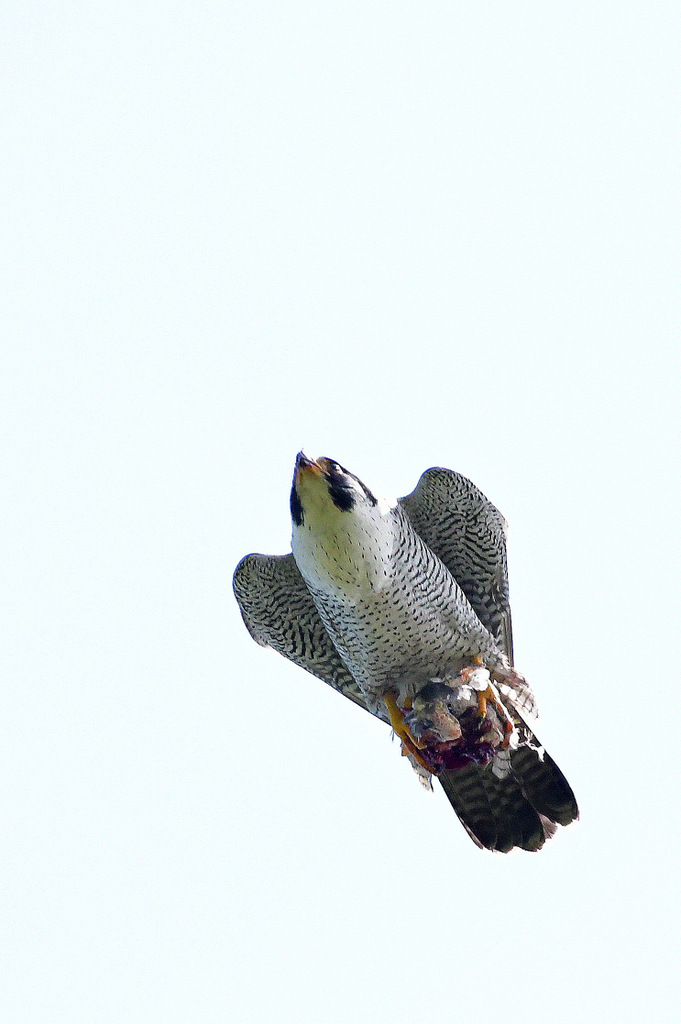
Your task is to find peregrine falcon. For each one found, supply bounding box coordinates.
[233,453,578,852]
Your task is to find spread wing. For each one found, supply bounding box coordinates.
[233,552,367,711]
[400,468,514,664]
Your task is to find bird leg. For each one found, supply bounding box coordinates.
[476,684,514,748]
[384,692,434,773]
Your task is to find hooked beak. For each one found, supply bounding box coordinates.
[295,451,323,478]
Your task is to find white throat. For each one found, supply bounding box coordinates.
[292,500,396,596]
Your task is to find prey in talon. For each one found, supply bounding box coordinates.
[406,670,515,774]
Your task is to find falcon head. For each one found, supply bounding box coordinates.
[290,453,377,524]
[290,452,393,593]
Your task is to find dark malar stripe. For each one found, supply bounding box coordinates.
[290,483,305,526]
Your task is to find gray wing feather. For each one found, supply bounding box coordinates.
[400,468,514,664]
[233,553,367,711]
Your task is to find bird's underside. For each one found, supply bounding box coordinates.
[233,456,578,852]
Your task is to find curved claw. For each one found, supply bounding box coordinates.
[384,692,434,773]
[476,684,514,749]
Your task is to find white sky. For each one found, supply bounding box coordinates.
[3,3,680,1022]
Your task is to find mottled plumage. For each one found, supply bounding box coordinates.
[400,468,514,662]
[233,453,578,852]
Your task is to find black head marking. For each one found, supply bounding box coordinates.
[358,480,378,506]
[327,479,356,512]
[323,460,377,513]
[290,482,304,526]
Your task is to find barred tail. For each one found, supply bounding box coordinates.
[438,738,578,852]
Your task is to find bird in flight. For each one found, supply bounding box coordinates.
[233,453,578,852]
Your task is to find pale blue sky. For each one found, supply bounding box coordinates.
[3,3,679,1022]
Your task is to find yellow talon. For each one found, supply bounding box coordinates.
[384,692,424,747]
[477,683,513,750]
[384,692,434,773]
[476,683,495,719]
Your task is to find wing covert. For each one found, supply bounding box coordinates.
[400,468,514,663]
[233,552,367,711]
